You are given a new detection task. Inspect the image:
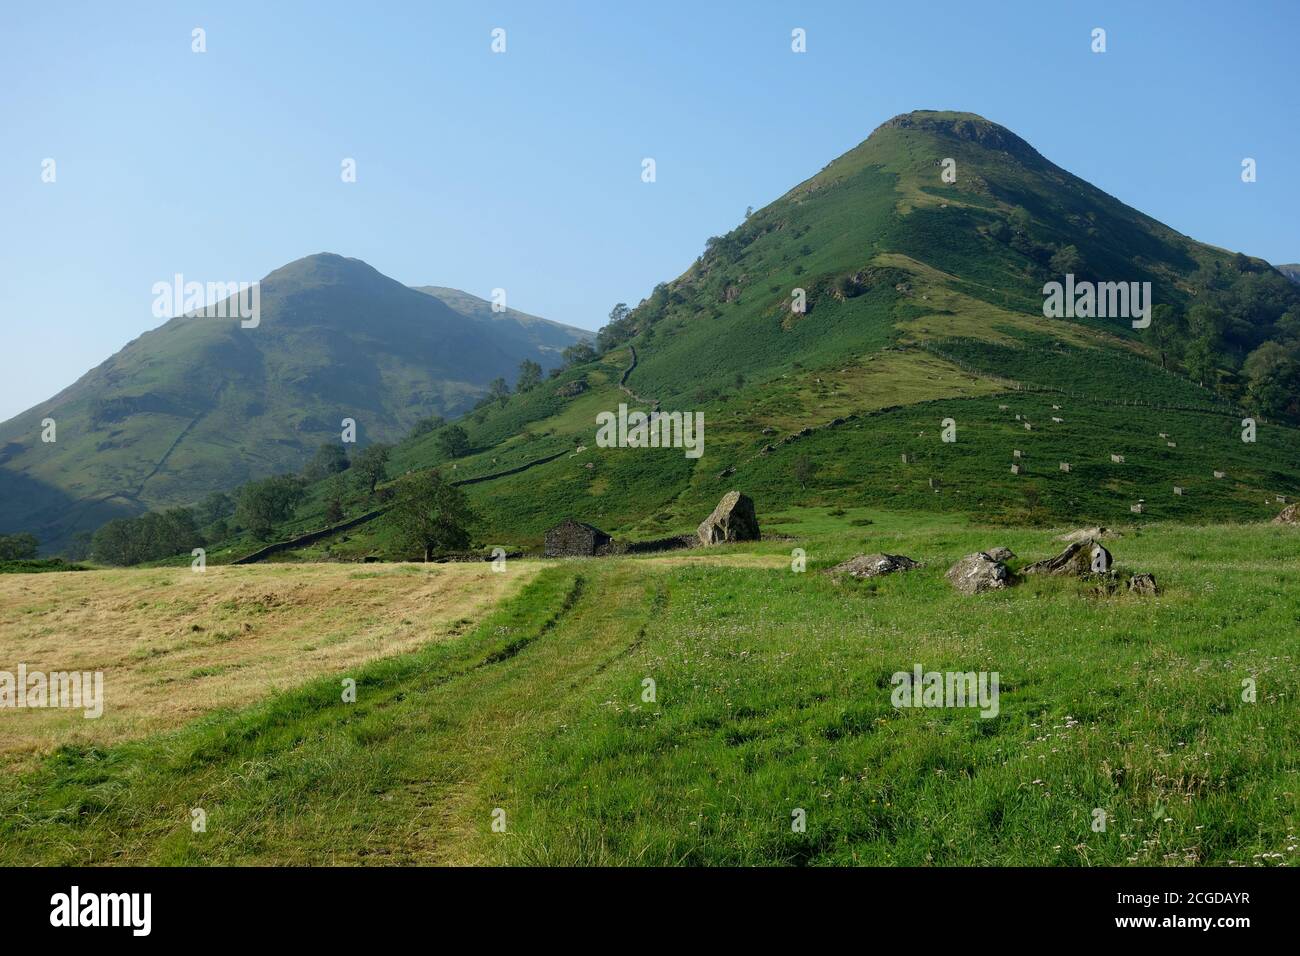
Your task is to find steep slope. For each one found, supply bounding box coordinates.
[0,254,586,551]
[610,110,1297,406]
[248,110,1300,559]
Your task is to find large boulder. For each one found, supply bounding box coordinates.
[697,490,761,545]
[826,553,919,579]
[1024,540,1111,576]
[946,552,1014,594]
[982,546,1016,562]
[1273,504,1300,525]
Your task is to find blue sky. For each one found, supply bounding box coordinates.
[2,0,1297,420]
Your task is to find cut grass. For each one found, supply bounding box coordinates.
[0,561,540,771]
[1,516,1297,866]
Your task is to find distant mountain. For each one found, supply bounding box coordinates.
[1276,263,1300,284]
[0,253,589,551]
[410,286,589,361]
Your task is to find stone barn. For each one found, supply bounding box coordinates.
[544,518,611,557]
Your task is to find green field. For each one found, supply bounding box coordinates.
[3,513,1296,866]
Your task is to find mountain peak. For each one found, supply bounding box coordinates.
[262,252,388,289]
[871,110,1042,162]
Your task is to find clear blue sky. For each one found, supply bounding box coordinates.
[2,0,1297,421]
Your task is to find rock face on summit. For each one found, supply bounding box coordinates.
[697,491,760,545]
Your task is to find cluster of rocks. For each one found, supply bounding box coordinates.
[943,534,1158,596]
[683,493,1167,601]
[757,416,853,456]
[818,529,1159,598]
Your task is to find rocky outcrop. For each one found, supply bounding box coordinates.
[946,552,1013,594]
[1127,573,1159,596]
[826,553,919,579]
[1024,541,1111,576]
[1273,504,1300,525]
[982,546,1016,562]
[697,491,760,545]
[554,379,588,398]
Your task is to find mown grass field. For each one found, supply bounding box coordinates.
[2,513,1296,866]
[0,562,538,772]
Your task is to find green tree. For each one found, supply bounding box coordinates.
[1186,304,1227,348]
[562,341,597,367]
[1243,341,1298,417]
[388,470,477,561]
[596,303,634,353]
[487,377,511,407]
[407,415,445,440]
[1049,244,1084,275]
[1183,337,1217,386]
[65,530,93,561]
[303,442,350,481]
[194,491,234,528]
[516,359,543,393]
[351,443,392,497]
[89,508,202,565]
[322,474,347,524]
[235,475,306,540]
[436,425,472,459]
[0,532,39,560]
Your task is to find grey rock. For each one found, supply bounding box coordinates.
[946,552,1014,594]
[1024,540,1111,576]
[1273,503,1300,525]
[1127,573,1159,596]
[826,553,919,579]
[982,546,1016,562]
[697,490,761,545]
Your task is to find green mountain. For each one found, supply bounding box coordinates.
[227,110,1300,563]
[411,286,587,362]
[0,253,589,551]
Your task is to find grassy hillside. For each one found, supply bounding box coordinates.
[19,112,1298,565]
[0,254,589,552]
[186,112,1300,563]
[3,516,1296,865]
